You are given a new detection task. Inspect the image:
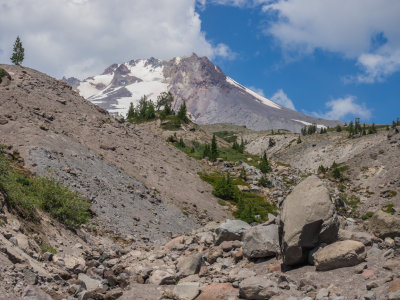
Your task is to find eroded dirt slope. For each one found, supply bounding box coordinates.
[0,65,231,241]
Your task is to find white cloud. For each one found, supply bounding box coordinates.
[311,96,372,121]
[0,0,234,79]
[257,0,400,83]
[271,89,296,110]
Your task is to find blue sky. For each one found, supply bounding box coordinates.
[198,1,400,124]
[0,0,399,124]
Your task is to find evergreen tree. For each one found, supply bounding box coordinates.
[259,151,271,174]
[177,101,188,122]
[239,138,245,153]
[212,173,240,201]
[386,125,390,131]
[10,36,24,65]
[210,134,218,161]
[393,120,397,128]
[126,102,135,120]
[370,123,377,134]
[354,118,361,135]
[336,125,342,132]
[178,137,185,148]
[397,117,400,126]
[348,121,354,137]
[240,167,247,181]
[297,135,302,144]
[232,140,240,151]
[202,144,211,159]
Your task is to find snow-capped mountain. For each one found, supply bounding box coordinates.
[65,54,341,132]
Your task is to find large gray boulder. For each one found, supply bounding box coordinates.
[215,219,251,245]
[242,224,279,259]
[280,175,339,265]
[314,240,366,271]
[369,210,400,238]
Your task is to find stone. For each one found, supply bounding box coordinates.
[165,236,185,250]
[363,291,376,300]
[104,288,123,300]
[148,269,175,285]
[207,246,223,264]
[23,268,38,285]
[173,282,201,300]
[308,243,327,265]
[196,283,238,300]
[280,176,339,265]
[215,219,251,245]
[242,224,279,259]
[64,254,86,271]
[22,285,52,300]
[369,210,400,238]
[389,280,400,293]
[389,291,400,300]
[314,240,366,271]
[338,229,373,246]
[239,276,279,299]
[366,281,378,290]
[316,288,329,299]
[177,253,202,277]
[78,273,101,291]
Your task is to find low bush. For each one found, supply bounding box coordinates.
[0,151,90,227]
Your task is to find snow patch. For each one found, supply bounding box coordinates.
[78,74,113,99]
[226,77,282,110]
[292,119,327,129]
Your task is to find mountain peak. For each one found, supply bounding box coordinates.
[68,56,341,132]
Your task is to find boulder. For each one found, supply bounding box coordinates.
[239,276,279,300]
[173,282,201,300]
[22,285,52,300]
[314,240,366,271]
[196,283,238,300]
[215,219,251,244]
[207,246,223,264]
[78,273,101,291]
[338,229,373,246]
[280,175,339,265]
[369,210,400,238]
[64,255,86,271]
[148,269,175,285]
[242,224,279,259]
[177,253,202,277]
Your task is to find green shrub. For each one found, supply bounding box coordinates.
[40,243,57,254]
[212,173,241,201]
[198,171,276,223]
[0,153,90,227]
[382,203,394,214]
[258,175,272,188]
[361,211,374,220]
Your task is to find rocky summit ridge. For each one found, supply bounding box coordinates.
[65,54,341,133]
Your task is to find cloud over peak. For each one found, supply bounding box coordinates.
[0,0,234,78]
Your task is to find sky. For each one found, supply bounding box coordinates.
[0,0,399,124]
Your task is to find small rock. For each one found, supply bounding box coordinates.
[173,282,201,300]
[239,276,279,299]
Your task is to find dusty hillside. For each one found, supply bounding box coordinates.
[0,65,232,241]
